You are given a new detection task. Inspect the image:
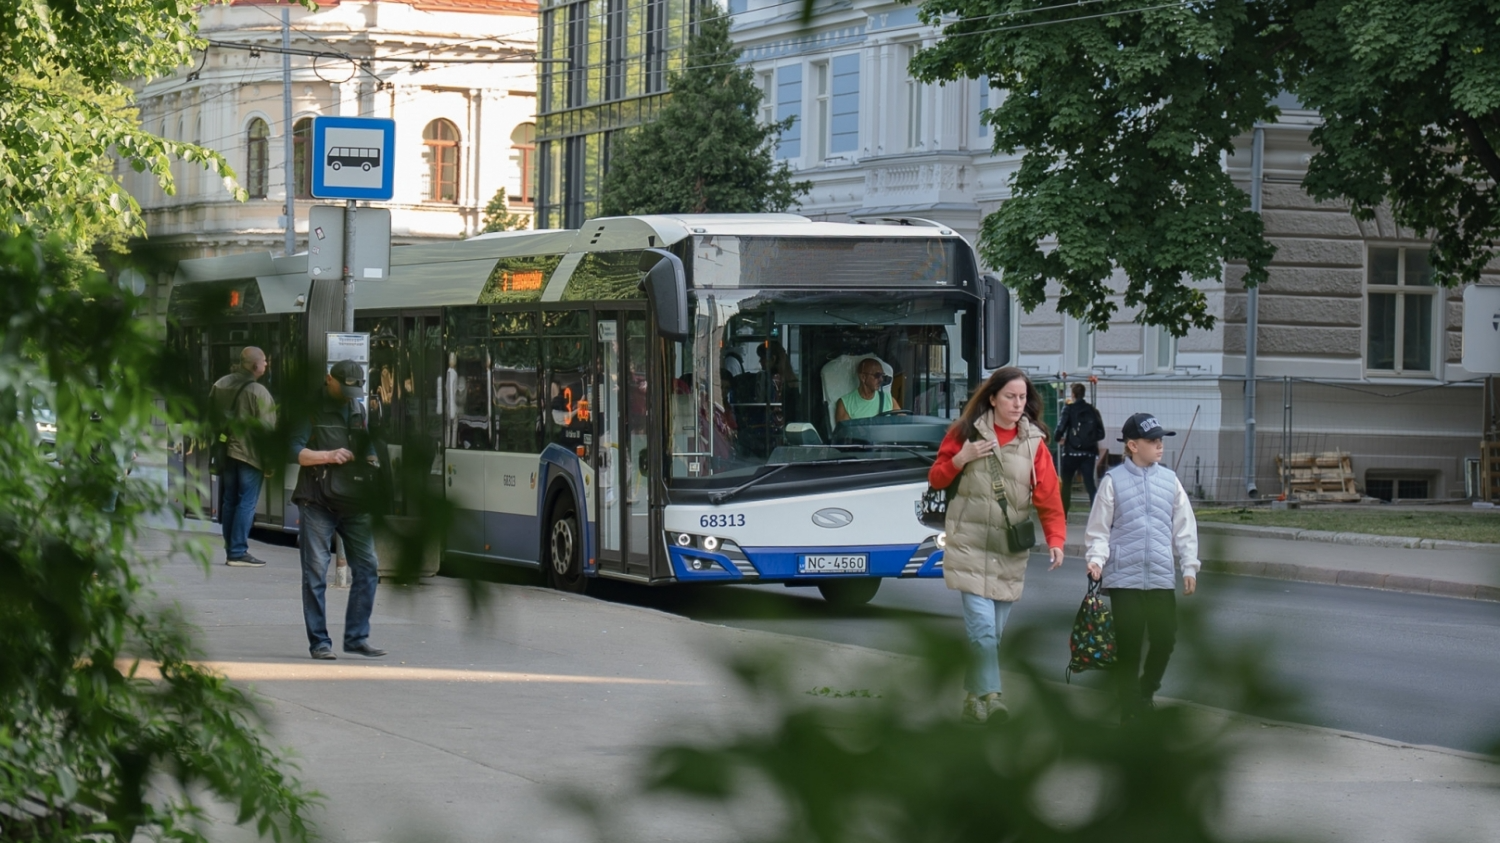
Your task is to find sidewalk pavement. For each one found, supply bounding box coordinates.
[139,530,1499,843]
[1063,521,1500,602]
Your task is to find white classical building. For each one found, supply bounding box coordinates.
[731,0,1498,500]
[124,0,540,262]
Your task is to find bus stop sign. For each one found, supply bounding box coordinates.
[311,116,395,201]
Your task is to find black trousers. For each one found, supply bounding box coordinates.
[1059,452,1098,516]
[1108,587,1178,707]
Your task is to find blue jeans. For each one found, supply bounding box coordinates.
[960,592,1015,696]
[220,458,264,558]
[299,502,379,653]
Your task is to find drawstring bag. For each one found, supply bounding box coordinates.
[1066,577,1117,683]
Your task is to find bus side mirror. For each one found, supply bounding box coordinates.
[982,274,1011,370]
[638,249,689,340]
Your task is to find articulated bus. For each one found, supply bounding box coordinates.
[169,214,1009,605]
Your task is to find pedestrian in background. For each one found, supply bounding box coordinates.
[290,360,387,661]
[211,346,276,567]
[928,367,1066,725]
[1056,382,1106,517]
[1084,412,1200,722]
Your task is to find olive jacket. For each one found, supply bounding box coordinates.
[941,412,1044,602]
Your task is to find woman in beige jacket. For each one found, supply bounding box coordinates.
[928,367,1068,724]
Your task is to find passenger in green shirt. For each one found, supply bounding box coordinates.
[835,358,901,423]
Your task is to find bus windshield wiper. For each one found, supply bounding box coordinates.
[709,463,791,504]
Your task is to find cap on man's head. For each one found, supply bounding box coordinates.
[329,359,366,399]
[1119,412,1175,441]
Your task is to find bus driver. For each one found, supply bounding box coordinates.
[835,358,900,423]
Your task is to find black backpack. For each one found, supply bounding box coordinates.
[1066,403,1104,449]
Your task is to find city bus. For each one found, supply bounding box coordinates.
[168,214,1009,605]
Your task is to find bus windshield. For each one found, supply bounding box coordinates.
[665,289,978,487]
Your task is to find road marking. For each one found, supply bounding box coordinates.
[120,660,695,685]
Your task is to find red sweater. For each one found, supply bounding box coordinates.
[929,424,1067,549]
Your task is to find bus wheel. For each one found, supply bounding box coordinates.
[546,497,587,593]
[361,162,372,171]
[817,578,880,608]
[331,161,342,171]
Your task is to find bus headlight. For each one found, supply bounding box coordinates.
[702,535,720,552]
[676,533,693,547]
[935,532,947,548]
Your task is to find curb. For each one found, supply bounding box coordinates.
[1195,521,1500,552]
[1059,542,1500,603]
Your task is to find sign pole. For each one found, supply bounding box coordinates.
[343,199,357,332]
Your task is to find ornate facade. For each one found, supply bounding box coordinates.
[124,0,540,263]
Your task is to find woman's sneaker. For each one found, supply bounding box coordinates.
[961,693,988,725]
[982,693,1008,723]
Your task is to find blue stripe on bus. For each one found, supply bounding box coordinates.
[537,444,594,572]
[485,510,541,564]
[917,549,944,577]
[667,546,743,580]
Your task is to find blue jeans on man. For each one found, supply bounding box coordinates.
[220,457,264,559]
[299,502,379,654]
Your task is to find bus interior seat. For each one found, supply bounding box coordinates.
[821,354,894,429]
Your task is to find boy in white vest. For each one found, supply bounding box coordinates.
[1083,413,1200,722]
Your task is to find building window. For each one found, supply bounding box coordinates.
[645,0,667,94]
[813,62,830,162]
[246,118,269,199]
[512,123,537,206]
[1147,324,1176,373]
[292,117,313,199]
[568,1,588,108]
[1067,317,1094,372]
[422,119,461,203]
[605,0,626,101]
[776,64,802,160]
[758,71,774,126]
[904,45,924,151]
[978,77,992,138]
[1367,246,1435,374]
[830,53,859,155]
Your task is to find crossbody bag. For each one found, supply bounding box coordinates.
[989,443,1038,554]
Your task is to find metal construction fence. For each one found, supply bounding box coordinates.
[1037,374,1493,505]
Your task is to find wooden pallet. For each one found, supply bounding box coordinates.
[1277,451,1361,501]
[1482,440,1500,503]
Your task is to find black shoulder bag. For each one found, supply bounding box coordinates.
[317,407,378,516]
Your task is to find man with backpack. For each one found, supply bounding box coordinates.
[1056,382,1106,517]
[210,347,276,567]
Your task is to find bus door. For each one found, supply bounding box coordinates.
[595,311,651,577]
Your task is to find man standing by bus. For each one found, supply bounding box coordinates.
[290,360,387,660]
[212,346,276,567]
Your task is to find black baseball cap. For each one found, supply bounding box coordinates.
[1119,412,1175,441]
[329,359,366,399]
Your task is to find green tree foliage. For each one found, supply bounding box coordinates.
[600,7,810,216]
[911,0,1500,335]
[481,187,530,233]
[0,2,260,252]
[0,232,315,843]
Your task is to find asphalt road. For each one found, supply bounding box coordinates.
[586,557,1500,754]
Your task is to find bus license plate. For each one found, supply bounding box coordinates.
[798,554,868,574]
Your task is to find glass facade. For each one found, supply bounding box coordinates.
[537,0,702,229]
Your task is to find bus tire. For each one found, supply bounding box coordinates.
[545,496,587,593]
[817,578,880,608]
[331,161,342,170]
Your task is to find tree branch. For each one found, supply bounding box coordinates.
[1456,108,1500,185]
